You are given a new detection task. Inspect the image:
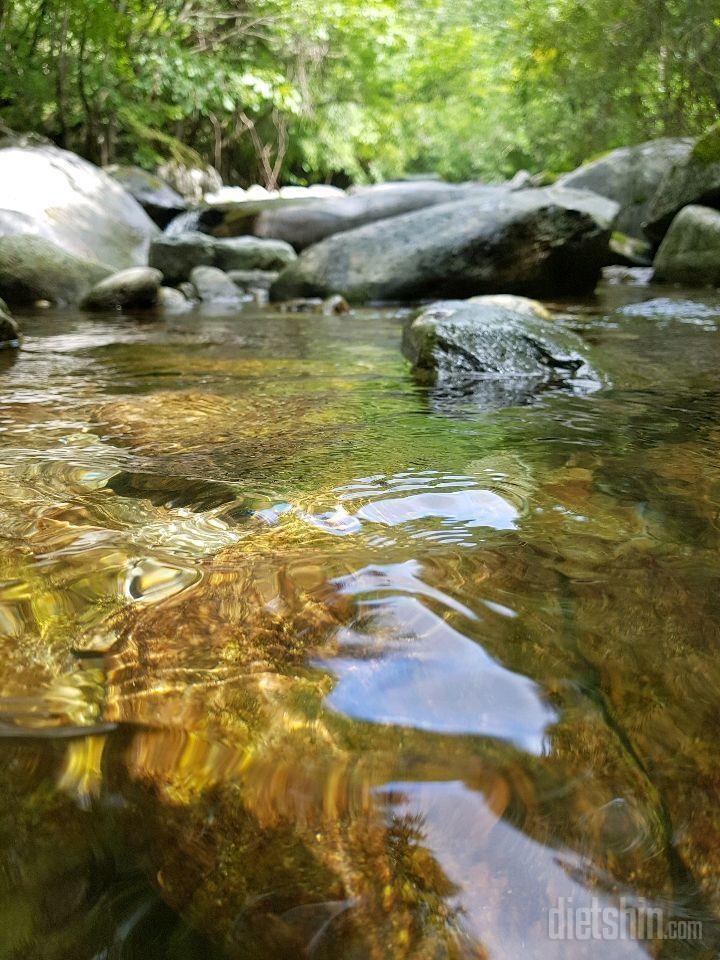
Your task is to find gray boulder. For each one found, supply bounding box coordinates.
[644,133,720,242]
[271,187,618,303]
[556,138,693,239]
[0,137,157,268]
[80,267,163,311]
[157,286,193,312]
[227,269,280,291]
[213,236,296,271]
[402,300,600,406]
[190,266,243,304]
[255,182,485,250]
[148,232,215,284]
[104,165,186,228]
[0,235,112,305]
[652,205,720,287]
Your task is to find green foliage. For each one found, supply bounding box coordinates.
[0,0,718,185]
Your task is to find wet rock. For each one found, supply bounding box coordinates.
[323,294,351,315]
[271,187,618,303]
[278,295,351,315]
[255,181,486,250]
[177,281,199,302]
[148,232,215,285]
[0,136,157,268]
[609,231,653,266]
[0,302,20,346]
[104,164,186,228]
[156,286,193,312]
[213,236,297,271]
[652,205,720,287]
[80,267,163,311]
[556,138,693,238]
[0,235,112,305]
[227,269,279,292]
[402,300,599,394]
[189,266,243,304]
[644,129,720,242]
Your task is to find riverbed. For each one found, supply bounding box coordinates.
[0,280,719,958]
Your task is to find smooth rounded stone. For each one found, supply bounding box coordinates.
[157,286,193,312]
[0,307,20,347]
[644,132,720,242]
[213,236,296,271]
[556,138,693,239]
[0,136,157,268]
[271,186,618,303]
[652,205,720,287]
[104,164,186,228]
[80,267,163,311]
[148,232,215,285]
[468,294,551,320]
[189,266,243,304]
[402,300,600,396]
[178,281,199,302]
[0,235,112,305]
[255,181,487,250]
[227,269,279,291]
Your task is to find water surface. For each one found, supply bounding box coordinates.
[1,283,719,958]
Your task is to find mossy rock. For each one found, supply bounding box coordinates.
[0,235,112,305]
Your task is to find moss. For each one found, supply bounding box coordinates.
[691,121,720,166]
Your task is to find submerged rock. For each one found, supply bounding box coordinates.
[271,187,618,303]
[0,301,20,346]
[557,138,693,238]
[190,266,243,304]
[0,137,157,268]
[148,232,215,284]
[653,205,720,287]
[255,181,483,250]
[80,267,163,311]
[278,295,351,315]
[0,235,111,305]
[213,236,296,271]
[644,133,720,242]
[104,164,187,228]
[402,300,599,400]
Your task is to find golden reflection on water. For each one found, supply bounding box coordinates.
[0,295,720,957]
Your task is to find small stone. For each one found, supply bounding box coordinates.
[178,282,199,302]
[227,269,280,291]
[80,267,162,311]
[190,266,243,304]
[157,286,192,312]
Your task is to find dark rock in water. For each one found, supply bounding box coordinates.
[652,205,720,287]
[255,182,489,250]
[0,302,20,347]
[80,267,163,311]
[644,135,720,243]
[149,232,215,284]
[0,235,112,305]
[189,266,243,304]
[402,300,600,403]
[556,138,693,239]
[227,269,280,292]
[0,137,157,268]
[271,187,618,303]
[213,236,296,271]
[104,164,186,228]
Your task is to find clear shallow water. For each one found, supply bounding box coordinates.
[1,284,720,958]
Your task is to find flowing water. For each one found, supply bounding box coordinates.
[1,282,720,959]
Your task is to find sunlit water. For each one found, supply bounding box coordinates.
[1,282,720,959]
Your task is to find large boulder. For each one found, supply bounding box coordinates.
[556,138,693,239]
[271,187,618,303]
[255,182,487,250]
[212,236,296,271]
[104,164,186,228]
[148,232,215,284]
[0,136,157,268]
[402,300,600,405]
[80,267,163,311]
[652,205,720,287]
[0,235,112,305]
[644,130,720,242]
